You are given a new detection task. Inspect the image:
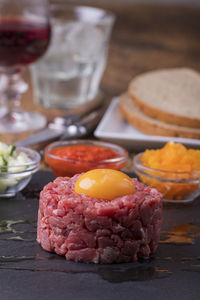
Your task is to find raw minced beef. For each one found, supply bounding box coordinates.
[37,175,163,264]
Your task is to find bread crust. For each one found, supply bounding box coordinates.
[119,94,200,139]
[128,69,200,129]
[129,91,200,129]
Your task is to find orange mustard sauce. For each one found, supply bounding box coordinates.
[140,142,200,201]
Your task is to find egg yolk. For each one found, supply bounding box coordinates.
[74,169,135,200]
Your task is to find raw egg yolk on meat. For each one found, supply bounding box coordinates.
[74,169,135,200]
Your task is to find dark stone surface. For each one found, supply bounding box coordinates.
[0,170,200,300]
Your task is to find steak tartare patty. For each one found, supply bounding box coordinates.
[37,175,162,264]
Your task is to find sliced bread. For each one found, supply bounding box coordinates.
[119,93,200,139]
[128,68,200,128]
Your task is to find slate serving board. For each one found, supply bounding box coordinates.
[0,171,199,300]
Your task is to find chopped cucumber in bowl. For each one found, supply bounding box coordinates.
[0,142,40,197]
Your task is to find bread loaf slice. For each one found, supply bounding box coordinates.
[128,68,200,128]
[119,93,200,139]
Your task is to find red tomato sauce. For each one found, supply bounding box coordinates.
[45,144,125,177]
[50,145,119,161]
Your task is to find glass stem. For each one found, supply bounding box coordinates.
[0,72,28,115]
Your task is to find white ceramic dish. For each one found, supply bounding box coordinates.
[94,97,200,151]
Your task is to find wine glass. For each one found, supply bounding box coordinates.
[0,0,50,133]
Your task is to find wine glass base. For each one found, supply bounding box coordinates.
[0,111,47,133]
[0,106,7,118]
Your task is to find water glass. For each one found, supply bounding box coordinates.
[30,4,115,109]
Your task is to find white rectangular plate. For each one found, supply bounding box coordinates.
[94,97,200,151]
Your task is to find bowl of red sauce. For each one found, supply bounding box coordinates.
[44,140,128,177]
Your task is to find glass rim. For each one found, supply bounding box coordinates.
[133,152,200,176]
[45,139,128,165]
[49,2,115,24]
[0,147,40,173]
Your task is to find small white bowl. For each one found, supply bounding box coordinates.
[0,147,40,197]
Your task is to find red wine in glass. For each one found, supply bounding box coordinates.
[0,0,50,133]
[0,18,50,69]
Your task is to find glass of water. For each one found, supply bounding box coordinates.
[30,4,115,110]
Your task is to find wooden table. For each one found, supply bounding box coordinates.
[2,1,200,147]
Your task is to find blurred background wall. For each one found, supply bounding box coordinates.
[64,0,200,5]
